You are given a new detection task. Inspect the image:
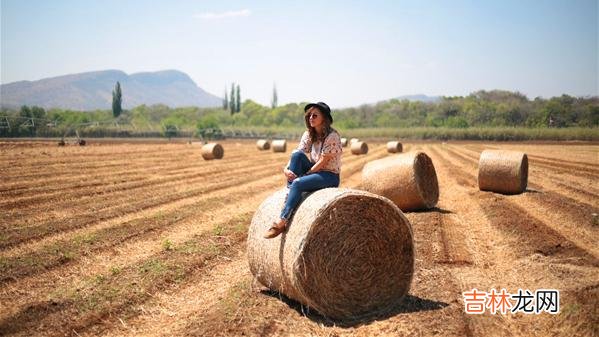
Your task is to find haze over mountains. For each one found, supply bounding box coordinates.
[0,70,222,110]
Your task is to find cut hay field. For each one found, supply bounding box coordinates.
[0,139,597,337]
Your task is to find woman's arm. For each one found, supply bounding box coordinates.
[283,159,296,181]
[306,154,333,174]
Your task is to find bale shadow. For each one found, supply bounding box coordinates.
[410,206,452,214]
[260,289,448,328]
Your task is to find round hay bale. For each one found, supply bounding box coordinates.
[58,140,66,146]
[256,139,270,150]
[340,137,348,147]
[272,139,287,152]
[386,141,402,153]
[478,150,528,194]
[247,188,414,321]
[78,139,86,146]
[361,151,439,211]
[201,143,224,160]
[350,141,368,155]
[349,138,360,144]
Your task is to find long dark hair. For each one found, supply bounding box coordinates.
[304,106,333,144]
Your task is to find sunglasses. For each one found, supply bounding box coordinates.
[308,113,320,119]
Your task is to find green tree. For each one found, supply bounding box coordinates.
[112,81,122,118]
[271,83,278,109]
[223,87,229,110]
[230,83,236,115]
[235,84,241,113]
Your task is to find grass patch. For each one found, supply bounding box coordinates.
[73,232,98,245]
[162,238,174,251]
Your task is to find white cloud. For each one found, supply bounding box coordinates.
[194,9,251,20]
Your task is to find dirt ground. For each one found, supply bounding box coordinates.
[0,139,597,337]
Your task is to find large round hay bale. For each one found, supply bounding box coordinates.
[478,150,528,194]
[272,139,287,152]
[386,141,402,153]
[256,139,270,150]
[361,151,439,211]
[201,143,224,160]
[247,188,414,321]
[350,141,368,155]
[340,138,348,147]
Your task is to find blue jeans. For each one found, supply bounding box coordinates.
[280,151,340,220]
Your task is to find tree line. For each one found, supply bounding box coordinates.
[1,90,597,139]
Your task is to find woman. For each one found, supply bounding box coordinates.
[264,102,342,239]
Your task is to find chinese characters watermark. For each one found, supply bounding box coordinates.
[463,288,559,314]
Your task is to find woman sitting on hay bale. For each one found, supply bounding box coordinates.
[264,102,343,239]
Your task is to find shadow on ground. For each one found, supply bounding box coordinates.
[260,290,449,328]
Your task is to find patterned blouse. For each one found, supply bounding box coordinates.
[296,129,342,174]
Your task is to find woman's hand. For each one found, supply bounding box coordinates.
[283,167,297,182]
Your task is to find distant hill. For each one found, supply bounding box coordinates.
[395,94,441,103]
[0,69,222,110]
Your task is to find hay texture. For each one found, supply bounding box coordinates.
[272,139,287,152]
[201,143,224,160]
[386,141,402,153]
[340,138,348,147]
[350,141,368,155]
[361,151,439,211]
[247,188,414,321]
[478,150,528,194]
[256,139,270,150]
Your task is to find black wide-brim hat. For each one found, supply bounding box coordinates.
[304,102,333,123]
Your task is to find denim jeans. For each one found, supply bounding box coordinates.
[280,151,340,220]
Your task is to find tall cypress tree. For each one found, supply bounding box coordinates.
[112,81,122,118]
[223,87,228,110]
[271,83,278,109]
[230,83,235,115]
[235,84,241,113]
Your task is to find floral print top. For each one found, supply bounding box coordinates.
[296,129,342,174]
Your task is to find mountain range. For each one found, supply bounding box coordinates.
[0,69,222,110]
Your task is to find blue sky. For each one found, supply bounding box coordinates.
[1,0,597,107]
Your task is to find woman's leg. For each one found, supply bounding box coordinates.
[287,151,313,187]
[280,171,340,220]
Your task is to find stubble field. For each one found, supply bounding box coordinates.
[0,139,597,337]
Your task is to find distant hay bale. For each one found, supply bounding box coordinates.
[247,188,414,321]
[272,139,287,152]
[386,141,402,153]
[350,141,368,155]
[340,138,348,147]
[58,140,66,146]
[256,139,270,150]
[478,150,528,194]
[78,139,86,146]
[349,138,360,144]
[201,143,224,160]
[361,151,439,211]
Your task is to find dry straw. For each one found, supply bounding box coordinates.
[361,151,439,211]
[478,149,528,194]
[272,139,287,152]
[386,141,402,153]
[247,188,414,321]
[201,143,224,160]
[350,141,368,155]
[256,139,271,150]
[340,137,348,147]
